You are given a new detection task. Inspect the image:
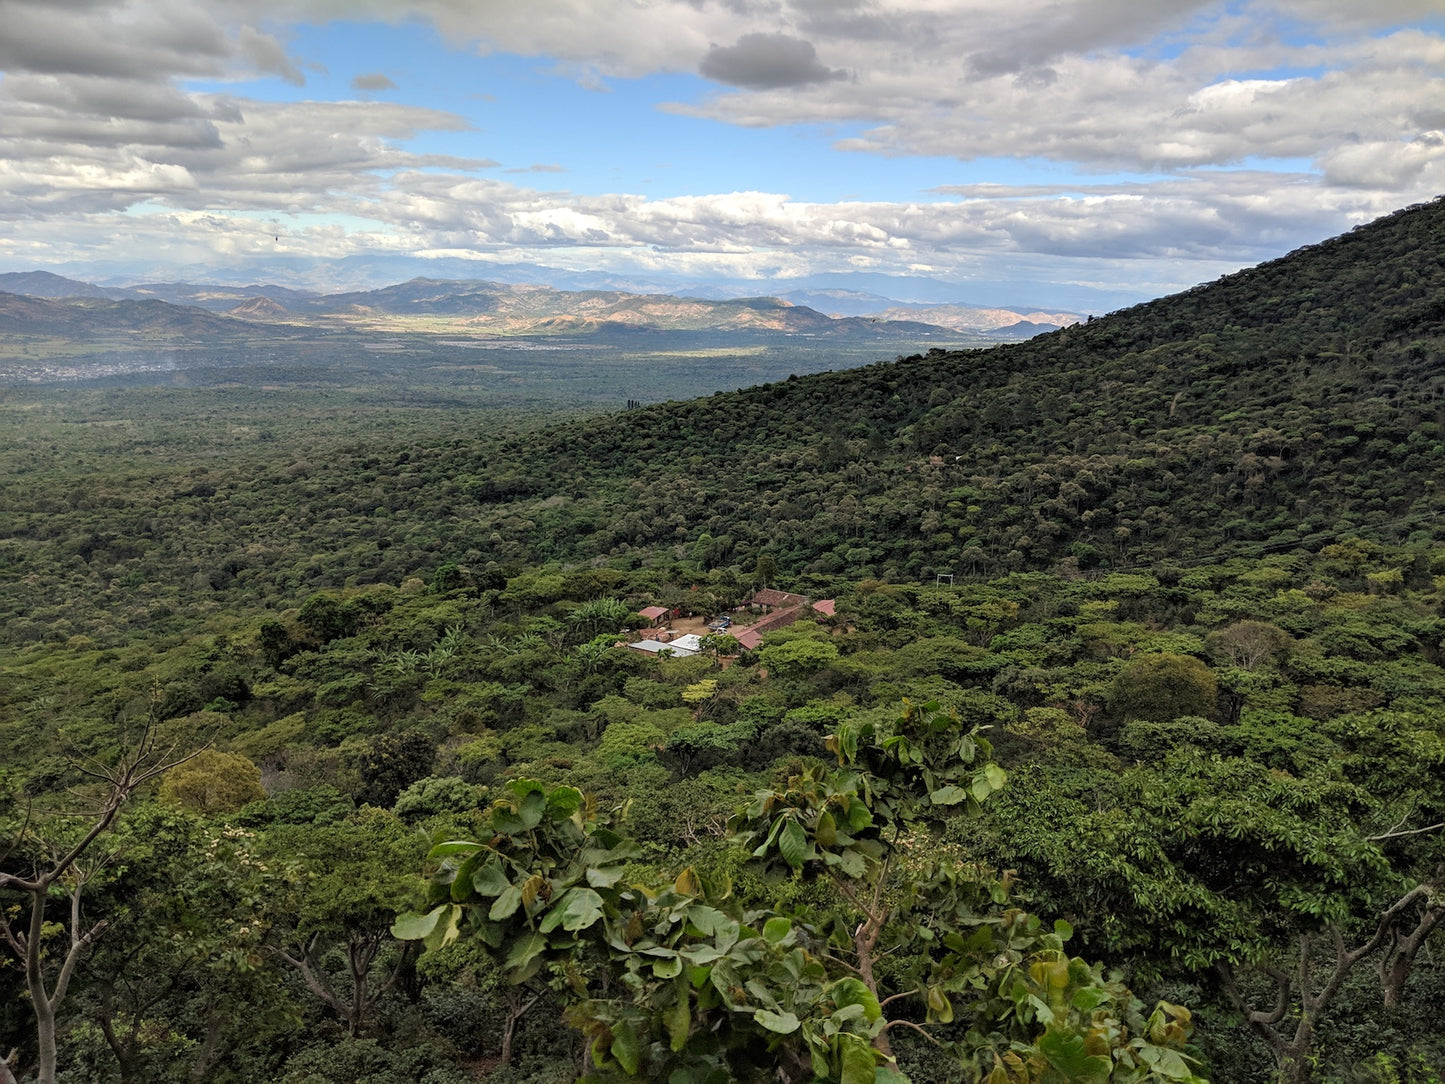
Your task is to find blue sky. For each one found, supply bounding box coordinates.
[205,19,1118,206]
[1,0,1443,310]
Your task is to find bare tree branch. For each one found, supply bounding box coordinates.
[879,1018,944,1046]
[1368,820,1445,842]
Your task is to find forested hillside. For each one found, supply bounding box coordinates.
[453,196,1445,579]
[3,200,1444,1084]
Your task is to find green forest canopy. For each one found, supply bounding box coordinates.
[3,197,1445,1084]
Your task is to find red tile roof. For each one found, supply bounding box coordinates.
[748,589,807,609]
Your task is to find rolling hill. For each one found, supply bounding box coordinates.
[413,196,1445,578]
[0,292,281,341]
[4,198,1439,599]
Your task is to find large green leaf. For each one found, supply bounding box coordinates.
[539,886,605,933]
[835,848,868,879]
[610,1018,642,1076]
[762,916,793,944]
[829,977,882,1023]
[471,858,512,898]
[451,854,480,902]
[517,788,548,830]
[489,884,523,921]
[666,985,691,1052]
[970,774,996,803]
[779,819,809,870]
[709,959,745,1008]
[674,866,704,896]
[505,930,548,971]
[584,865,622,889]
[755,1009,801,1034]
[390,908,443,941]
[424,905,462,951]
[681,944,727,966]
[845,801,873,833]
[685,905,732,938]
[925,985,954,1024]
[1037,1029,1112,1083]
[838,1033,879,1084]
[1139,1044,1201,1079]
[546,785,584,817]
[815,809,838,846]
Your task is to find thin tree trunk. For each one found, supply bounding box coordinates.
[1380,902,1443,1007]
[19,881,103,1084]
[853,910,893,1058]
[828,861,894,1059]
[500,990,540,1064]
[95,982,145,1083]
[188,1012,227,1083]
[278,930,413,1036]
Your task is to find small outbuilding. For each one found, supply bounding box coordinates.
[627,633,702,659]
[638,605,669,627]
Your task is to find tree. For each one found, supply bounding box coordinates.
[394,702,1205,1082]
[1205,621,1290,672]
[259,806,428,1036]
[976,735,1445,1084]
[158,749,266,815]
[1213,886,1443,1083]
[566,597,635,641]
[700,631,740,661]
[1108,653,1217,723]
[758,638,840,681]
[356,730,436,808]
[754,555,778,589]
[0,720,202,1084]
[62,808,282,1083]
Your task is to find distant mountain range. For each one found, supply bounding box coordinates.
[0,249,1143,311]
[0,271,1080,341]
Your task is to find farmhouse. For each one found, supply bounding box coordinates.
[627,632,704,658]
[732,598,835,651]
[637,605,670,627]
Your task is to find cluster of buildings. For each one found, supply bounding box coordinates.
[626,590,836,658]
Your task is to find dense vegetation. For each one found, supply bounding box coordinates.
[3,198,1444,1083]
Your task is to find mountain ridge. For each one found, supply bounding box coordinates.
[427,195,1445,576]
[0,271,1079,338]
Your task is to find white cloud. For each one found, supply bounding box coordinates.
[1319,131,1445,188]
[678,26,1445,176]
[0,0,1441,304]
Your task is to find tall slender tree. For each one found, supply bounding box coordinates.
[1,718,202,1084]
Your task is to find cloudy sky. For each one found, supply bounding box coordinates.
[1,0,1442,308]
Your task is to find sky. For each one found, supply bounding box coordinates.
[1,0,1443,310]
